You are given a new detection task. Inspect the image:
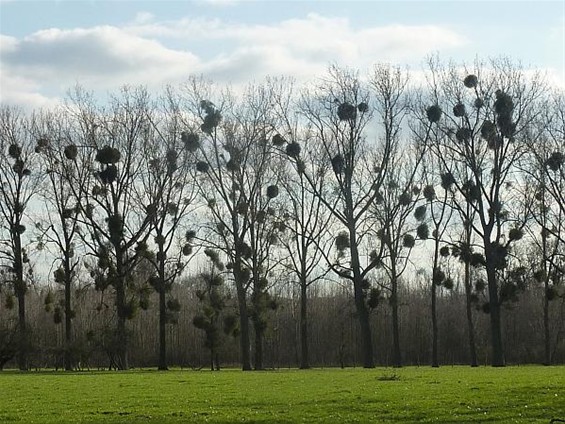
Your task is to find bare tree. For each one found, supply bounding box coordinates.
[140,98,199,371]
[278,141,333,369]
[456,203,481,367]
[267,82,334,369]
[192,252,237,371]
[424,58,546,366]
[371,150,427,368]
[534,92,565,253]
[32,109,84,371]
[522,91,565,364]
[411,106,464,367]
[177,78,286,370]
[0,106,43,370]
[283,65,406,368]
[65,87,154,370]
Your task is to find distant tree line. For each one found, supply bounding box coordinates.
[0,57,563,371]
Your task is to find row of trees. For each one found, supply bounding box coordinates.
[0,57,563,371]
[1,276,561,370]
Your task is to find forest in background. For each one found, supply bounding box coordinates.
[0,57,563,371]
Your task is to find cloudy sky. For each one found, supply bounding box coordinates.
[1,0,564,109]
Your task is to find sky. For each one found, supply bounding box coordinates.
[0,0,564,109]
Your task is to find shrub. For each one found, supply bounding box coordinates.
[12,160,24,174]
[337,102,357,121]
[423,185,435,201]
[226,159,239,172]
[196,161,209,173]
[8,144,21,159]
[36,138,49,150]
[480,120,497,141]
[286,142,301,158]
[453,103,466,117]
[53,307,63,324]
[201,111,222,134]
[433,268,445,285]
[546,151,564,171]
[546,286,558,301]
[107,214,124,241]
[398,192,412,206]
[64,145,78,160]
[440,172,455,190]
[236,201,248,215]
[470,252,486,267]
[167,298,181,312]
[182,132,200,152]
[98,165,118,184]
[335,231,350,251]
[456,127,472,142]
[272,134,286,146]
[266,185,279,199]
[463,74,478,88]
[426,105,442,123]
[95,146,121,164]
[508,228,524,241]
[462,180,480,202]
[331,154,344,174]
[204,248,223,269]
[494,90,514,115]
[414,205,426,221]
[416,223,429,240]
[403,234,415,248]
[443,278,454,290]
[367,287,381,309]
[439,246,450,257]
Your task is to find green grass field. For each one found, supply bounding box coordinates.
[1,366,563,423]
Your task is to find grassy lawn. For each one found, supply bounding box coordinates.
[1,366,563,423]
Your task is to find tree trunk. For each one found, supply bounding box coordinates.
[543,276,551,365]
[16,293,27,371]
[158,287,168,370]
[391,277,402,368]
[299,281,310,369]
[64,272,72,371]
[542,225,551,366]
[236,282,252,371]
[115,281,129,370]
[431,235,440,368]
[254,324,263,371]
[62,247,73,371]
[210,348,215,371]
[485,260,504,367]
[431,278,439,368]
[352,280,374,368]
[464,260,478,367]
[349,229,374,368]
[14,233,27,371]
[215,352,220,371]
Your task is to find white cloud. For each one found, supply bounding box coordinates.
[125,13,466,66]
[132,11,155,25]
[1,25,201,107]
[124,14,467,85]
[1,14,468,108]
[197,0,239,6]
[534,67,565,90]
[0,71,60,110]
[0,34,18,53]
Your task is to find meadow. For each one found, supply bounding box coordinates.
[1,366,563,423]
